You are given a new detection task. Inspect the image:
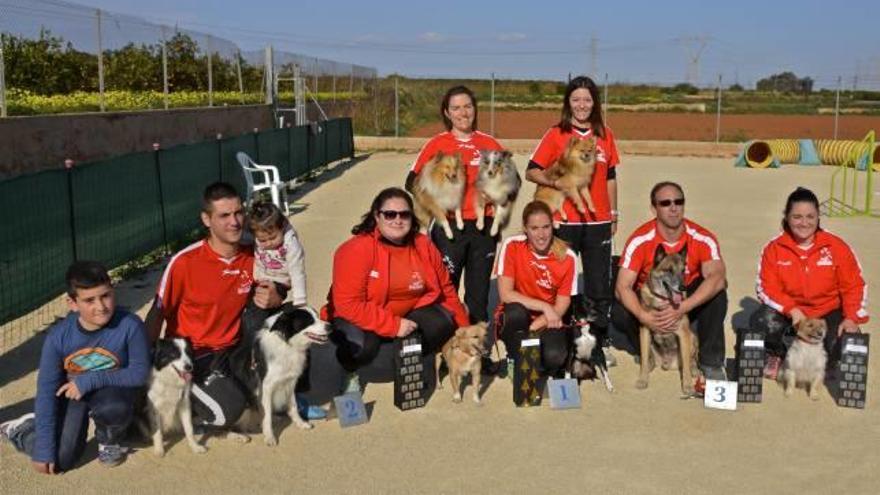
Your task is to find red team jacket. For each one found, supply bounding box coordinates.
[619,219,722,291]
[757,229,869,324]
[321,230,470,337]
[529,125,620,224]
[411,131,503,220]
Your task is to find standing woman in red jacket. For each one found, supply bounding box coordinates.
[751,187,869,378]
[526,76,620,351]
[320,187,470,391]
[405,86,504,325]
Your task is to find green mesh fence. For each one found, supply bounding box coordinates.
[220,134,257,195]
[72,152,164,268]
[308,123,328,170]
[290,126,310,178]
[159,141,222,241]
[0,118,353,328]
[257,129,291,181]
[0,170,74,324]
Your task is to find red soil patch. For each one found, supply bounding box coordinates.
[411,111,880,142]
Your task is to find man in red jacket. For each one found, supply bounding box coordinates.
[612,181,729,380]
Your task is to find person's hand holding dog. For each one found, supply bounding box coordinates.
[253,281,282,310]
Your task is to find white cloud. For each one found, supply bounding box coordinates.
[497,33,527,42]
[419,32,448,43]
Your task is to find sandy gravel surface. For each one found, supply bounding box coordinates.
[2,151,877,494]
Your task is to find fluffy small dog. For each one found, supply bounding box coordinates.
[568,297,613,392]
[475,149,521,237]
[412,152,466,239]
[781,318,828,400]
[437,322,488,404]
[240,306,329,446]
[636,244,699,397]
[533,137,597,226]
[142,338,206,457]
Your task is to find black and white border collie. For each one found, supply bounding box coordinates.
[246,305,329,446]
[144,338,206,456]
[569,296,614,392]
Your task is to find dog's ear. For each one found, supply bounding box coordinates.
[567,136,580,149]
[434,151,445,160]
[153,339,176,369]
[454,326,468,337]
[501,150,512,160]
[677,242,688,260]
[653,244,667,266]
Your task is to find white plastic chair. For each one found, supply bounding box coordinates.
[236,152,289,215]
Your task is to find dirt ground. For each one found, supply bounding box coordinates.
[1,152,878,494]
[412,111,880,142]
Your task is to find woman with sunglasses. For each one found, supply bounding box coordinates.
[405,85,504,326]
[612,181,729,382]
[751,187,868,379]
[496,201,579,379]
[320,187,469,392]
[525,75,620,352]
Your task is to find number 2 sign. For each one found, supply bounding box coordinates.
[334,392,369,428]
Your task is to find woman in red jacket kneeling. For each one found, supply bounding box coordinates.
[321,187,469,391]
[751,187,869,378]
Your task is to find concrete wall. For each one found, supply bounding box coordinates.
[0,105,273,178]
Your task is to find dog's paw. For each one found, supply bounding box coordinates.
[456,218,464,230]
[444,227,455,239]
[190,444,208,454]
[153,446,166,457]
[476,219,484,231]
[294,421,314,430]
[810,391,820,401]
[489,224,500,237]
[227,431,251,444]
[472,395,482,406]
[634,377,649,389]
[264,435,278,447]
[784,387,794,398]
[452,393,462,403]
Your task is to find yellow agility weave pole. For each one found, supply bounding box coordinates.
[822,130,878,218]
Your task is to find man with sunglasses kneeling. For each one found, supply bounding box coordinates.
[611,181,729,382]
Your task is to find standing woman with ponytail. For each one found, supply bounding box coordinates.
[405,85,504,326]
[526,76,620,350]
[495,201,579,378]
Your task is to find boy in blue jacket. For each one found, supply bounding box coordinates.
[1,261,150,472]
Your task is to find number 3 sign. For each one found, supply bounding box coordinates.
[703,379,738,411]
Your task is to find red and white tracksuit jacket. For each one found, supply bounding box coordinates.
[321,230,469,337]
[756,229,868,324]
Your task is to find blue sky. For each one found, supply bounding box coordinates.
[8,0,880,89]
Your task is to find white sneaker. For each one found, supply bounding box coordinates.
[603,348,618,368]
[0,412,35,442]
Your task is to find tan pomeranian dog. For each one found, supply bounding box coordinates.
[781,318,828,400]
[412,152,466,239]
[437,322,489,404]
[533,137,597,227]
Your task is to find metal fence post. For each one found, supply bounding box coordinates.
[65,159,78,261]
[715,73,722,143]
[373,74,379,135]
[394,76,399,138]
[490,72,496,136]
[264,45,274,105]
[161,27,169,110]
[349,66,354,117]
[152,143,169,254]
[207,35,213,107]
[0,38,7,118]
[236,50,244,104]
[96,9,105,112]
[834,75,841,139]
[603,73,609,125]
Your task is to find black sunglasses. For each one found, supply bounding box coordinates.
[378,209,413,220]
[655,198,685,207]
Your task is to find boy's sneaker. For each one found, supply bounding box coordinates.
[0,412,35,443]
[764,354,783,380]
[295,394,327,420]
[98,444,127,467]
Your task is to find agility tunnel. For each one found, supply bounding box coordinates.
[736,136,879,171]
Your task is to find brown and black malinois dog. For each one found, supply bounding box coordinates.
[636,243,699,397]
